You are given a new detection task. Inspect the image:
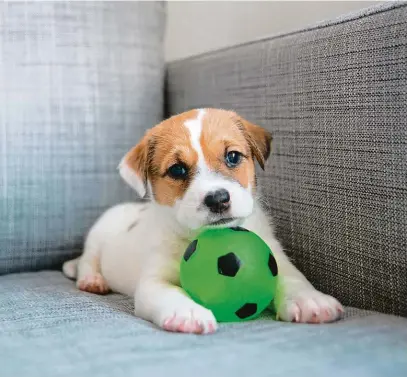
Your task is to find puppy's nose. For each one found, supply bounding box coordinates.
[204,189,231,213]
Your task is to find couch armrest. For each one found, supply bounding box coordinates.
[165,2,407,317]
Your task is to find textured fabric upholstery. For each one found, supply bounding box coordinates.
[0,2,165,275]
[166,2,407,317]
[1,271,406,377]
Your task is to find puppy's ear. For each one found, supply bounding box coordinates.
[118,131,154,198]
[239,118,272,170]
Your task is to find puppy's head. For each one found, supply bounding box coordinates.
[119,109,272,230]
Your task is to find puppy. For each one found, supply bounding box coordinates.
[63,108,343,334]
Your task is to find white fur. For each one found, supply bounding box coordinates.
[64,111,343,334]
[184,109,206,171]
[118,160,146,198]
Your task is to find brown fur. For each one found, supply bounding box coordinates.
[200,109,253,188]
[124,109,272,206]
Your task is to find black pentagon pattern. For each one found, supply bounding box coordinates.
[268,253,278,276]
[184,240,198,262]
[229,226,250,232]
[217,252,241,277]
[235,303,258,319]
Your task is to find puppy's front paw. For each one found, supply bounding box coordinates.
[159,302,217,335]
[277,285,344,324]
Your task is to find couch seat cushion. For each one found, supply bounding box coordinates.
[1,271,406,376]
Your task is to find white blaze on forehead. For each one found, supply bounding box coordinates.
[184,109,207,171]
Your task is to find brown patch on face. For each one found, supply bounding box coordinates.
[123,109,271,205]
[125,110,200,206]
[200,109,272,190]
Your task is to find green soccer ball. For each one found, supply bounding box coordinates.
[180,227,278,322]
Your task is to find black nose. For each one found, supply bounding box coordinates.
[204,189,231,213]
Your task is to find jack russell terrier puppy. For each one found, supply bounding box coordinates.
[63,108,343,334]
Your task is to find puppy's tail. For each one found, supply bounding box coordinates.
[62,257,80,280]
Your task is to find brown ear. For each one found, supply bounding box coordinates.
[118,131,154,197]
[240,118,272,170]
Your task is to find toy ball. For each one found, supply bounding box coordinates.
[180,227,278,322]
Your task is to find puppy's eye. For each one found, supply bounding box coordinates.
[168,163,188,180]
[225,151,242,168]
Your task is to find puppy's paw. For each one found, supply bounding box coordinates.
[77,273,110,295]
[277,285,344,324]
[159,303,217,335]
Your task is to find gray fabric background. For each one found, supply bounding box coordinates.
[166,2,407,317]
[0,2,165,274]
[1,271,406,377]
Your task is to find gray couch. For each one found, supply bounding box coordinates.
[1,2,406,376]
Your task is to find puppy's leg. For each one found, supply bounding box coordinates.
[246,207,343,323]
[134,279,217,334]
[62,236,109,294]
[75,211,115,295]
[74,203,146,294]
[266,236,344,323]
[76,237,110,295]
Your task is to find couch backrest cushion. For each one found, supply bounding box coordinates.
[166,3,407,317]
[0,2,165,274]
